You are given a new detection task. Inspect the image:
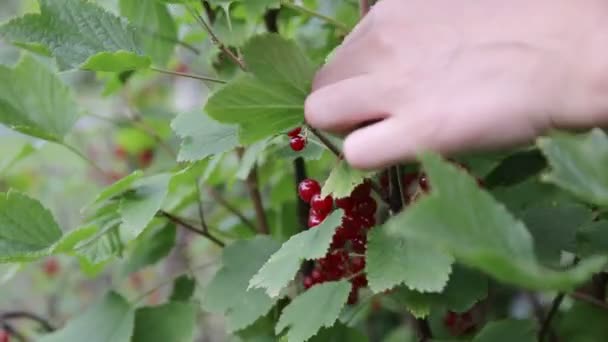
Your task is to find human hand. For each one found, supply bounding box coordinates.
[305,0,608,169]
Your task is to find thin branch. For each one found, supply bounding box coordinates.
[150,67,227,84]
[307,126,342,158]
[539,293,565,342]
[194,178,209,233]
[359,0,371,17]
[160,211,225,247]
[1,322,26,342]
[415,318,432,342]
[571,291,608,310]
[0,311,55,332]
[237,148,270,234]
[187,3,246,70]
[62,143,106,175]
[207,187,257,233]
[280,1,349,32]
[388,166,404,213]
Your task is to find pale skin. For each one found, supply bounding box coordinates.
[305,0,608,169]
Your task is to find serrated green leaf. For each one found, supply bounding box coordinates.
[121,223,176,276]
[90,171,144,207]
[0,55,78,142]
[52,225,98,253]
[119,0,177,66]
[483,149,546,188]
[310,324,368,342]
[172,111,239,162]
[0,0,149,71]
[577,220,608,258]
[249,210,343,297]
[276,280,351,342]
[522,203,592,265]
[39,292,134,342]
[539,129,608,207]
[366,225,453,293]
[559,302,608,342]
[321,160,371,198]
[119,174,172,241]
[170,275,196,302]
[206,34,314,144]
[472,319,536,342]
[133,302,197,342]
[0,191,62,263]
[386,153,607,291]
[236,140,268,180]
[203,236,281,332]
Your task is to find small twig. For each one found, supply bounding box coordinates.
[415,318,432,342]
[160,211,225,247]
[388,166,404,213]
[194,178,209,233]
[150,67,227,84]
[571,291,608,310]
[237,149,270,234]
[539,293,565,342]
[207,187,257,233]
[280,1,349,32]
[359,0,371,17]
[307,126,342,158]
[186,3,246,70]
[0,311,55,332]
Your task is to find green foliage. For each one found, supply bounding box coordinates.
[133,302,197,342]
[206,34,315,144]
[366,225,453,293]
[0,0,150,71]
[472,319,536,342]
[539,129,608,206]
[0,191,62,262]
[0,55,78,142]
[276,280,351,342]
[321,160,372,198]
[170,275,196,302]
[559,302,608,341]
[121,223,176,276]
[40,292,135,342]
[203,236,281,332]
[386,153,607,290]
[250,210,343,297]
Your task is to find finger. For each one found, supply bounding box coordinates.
[343,114,448,169]
[305,73,394,133]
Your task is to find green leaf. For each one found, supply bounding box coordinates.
[321,160,372,198]
[472,319,536,342]
[133,302,197,342]
[119,174,172,241]
[233,0,280,19]
[121,223,176,275]
[203,236,281,332]
[171,111,239,162]
[249,210,343,297]
[539,129,608,207]
[0,55,78,142]
[170,275,196,302]
[483,149,546,188]
[559,302,608,342]
[119,0,177,66]
[386,153,607,291]
[206,34,315,144]
[39,292,134,342]
[0,0,150,71]
[0,191,62,263]
[0,142,36,175]
[522,203,592,265]
[90,171,144,207]
[310,324,368,342]
[383,327,416,342]
[577,220,608,257]
[366,225,453,293]
[276,280,351,342]
[236,140,268,180]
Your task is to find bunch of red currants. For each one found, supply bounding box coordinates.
[287,127,307,152]
[298,179,377,304]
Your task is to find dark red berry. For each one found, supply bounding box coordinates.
[290,135,307,151]
[311,269,323,283]
[114,146,127,160]
[0,330,8,342]
[310,194,333,214]
[287,127,302,137]
[138,149,154,168]
[336,197,355,213]
[352,236,367,254]
[331,227,348,249]
[351,181,371,199]
[298,179,321,202]
[347,286,359,305]
[308,213,324,228]
[351,274,368,288]
[444,311,457,327]
[354,196,377,217]
[350,256,365,273]
[43,258,60,277]
[419,175,430,191]
[303,276,313,289]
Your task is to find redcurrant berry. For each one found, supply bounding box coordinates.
[0,330,8,342]
[138,149,154,168]
[347,286,359,305]
[43,258,60,277]
[303,276,313,289]
[350,256,365,273]
[351,274,368,288]
[308,213,323,228]
[355,196,377,217]
[352,236,367,254]
[419,175,430,191]
[290,135,307,151]
[444,311,458,327]
[310,194,333,214]
[351,181,371,199]
[287,127,302,137]
[311,269,324,283]
[298,179,321,203]
[336,196,355,213]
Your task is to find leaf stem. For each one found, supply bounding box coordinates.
[160,211,225,247]
[150,67,227,84]
[280,1,349,32]
[307,126,342,158]
[539,292,565,342]
[0,311,55,332]
[187,2,246,70]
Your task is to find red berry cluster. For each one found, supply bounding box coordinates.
[298,180,377,304]
[287,127,307,152]
[42,257,60,278]
[443,310,476,336]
